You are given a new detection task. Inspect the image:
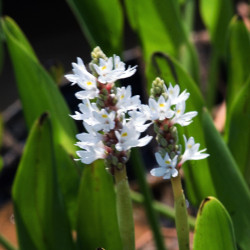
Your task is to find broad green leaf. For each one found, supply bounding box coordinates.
[76,160,122,250]
[147,52,215,205]
[66,0,123,54]
[225,76,250,186]
[2,16,80,227]
[199,0,233,108]
[124,0,199,83]
[226,16,250,112]
[193,197,236,250]
[202,109,250,250]
[12,113,75,250]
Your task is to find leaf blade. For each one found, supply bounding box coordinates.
[66,0,123,54]
[193,197,237,250]
[76,160,122,250]
[12,113,75,250]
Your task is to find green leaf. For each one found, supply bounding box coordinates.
[147,53,216,205]
[124,0,199,83]
[200,0,233,51]
[66,0,123,54]
[226,16,250,112]
[225,76,250,186]
[193,197,236,250]
[202,109,250,250]
[2,16,80,226]
[199,0,233,108]
[12,113,75,250]
[76,160,122,250]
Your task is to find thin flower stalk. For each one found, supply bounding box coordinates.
[147,77,209,250]
[66,47,152,250]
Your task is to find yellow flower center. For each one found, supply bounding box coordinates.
[121,132,128,137]
[101,65,107,70]
[169,90,174,95]
[159,103,165,107]
[177,109,181,114]
[86,81,92,86]
[165,160,171,164]
[102,114,108,118]
[188,144,192,149]
[120,94,124,100]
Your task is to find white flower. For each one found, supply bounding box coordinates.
[76,142,106,164]
[65,57,99,99]
[75,123,103,147]
[167,83,190,105]
[148,95,174,120]
[113,55,137,79]
[116,86,141,113]
[93,57,114,83]
[171,101,197,126]
[150,153,178,179]
[128,110,152,132]
[115,121,152,151]
[93,56,137,83]
[180,135,209,165]
[92,109,116,132]
[70,99,99,127]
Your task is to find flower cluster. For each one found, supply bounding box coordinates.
[65,47,152,171]
[67,47,209,178]
[148,78,209,179]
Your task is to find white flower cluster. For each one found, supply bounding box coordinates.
[65,48,152,166]
[148,78,209,180]
[66,48,209,177]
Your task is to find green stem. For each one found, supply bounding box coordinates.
[114,166,135,250]
[131,149,166,250]
[0,234,17,250]
[171,175,190,250]
[130,190,196,230]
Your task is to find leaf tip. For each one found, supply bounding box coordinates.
[199,196,212,215]
[38,112,49,125]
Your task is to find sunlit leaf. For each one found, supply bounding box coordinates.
[225,76,250,186]
[2,16,80,227]
[193,197,236,250]
[76,160,122,250]
[12,113,75,250]
[202,109,250,250]
[66,0,123,54]
[124,0,199,83]
[226,16,250,112]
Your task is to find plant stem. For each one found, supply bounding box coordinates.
[114,166,135,250]
[171,174,190,250]
[0,234,16,250]
[130,190,196,230]
[131,148,166,250]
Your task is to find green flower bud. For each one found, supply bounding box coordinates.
[91,46,108,64]
[160,138,168,147]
